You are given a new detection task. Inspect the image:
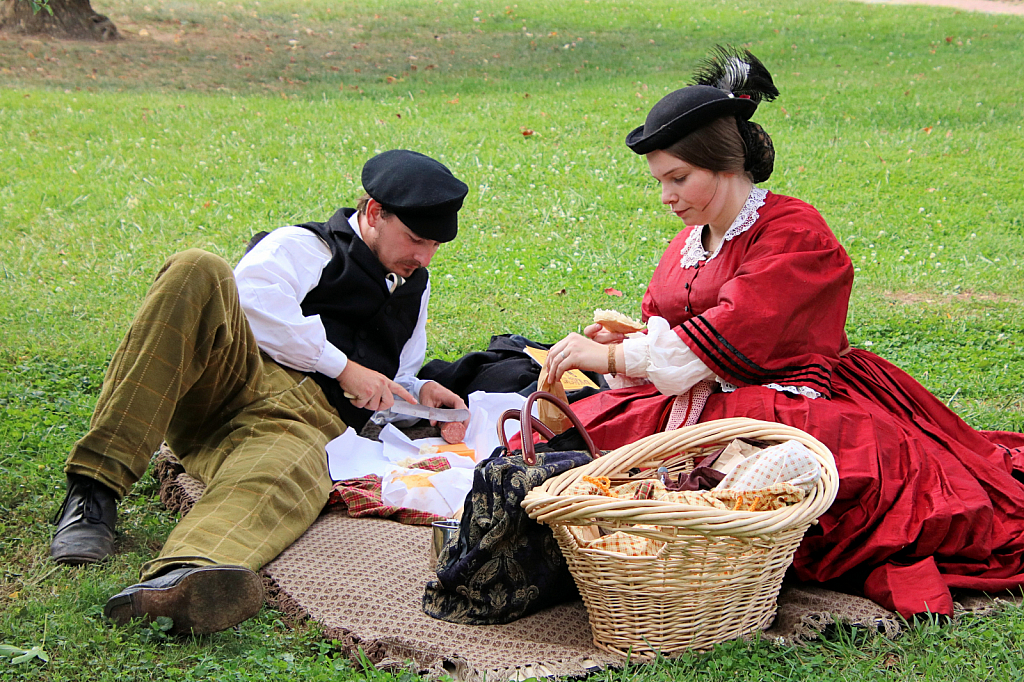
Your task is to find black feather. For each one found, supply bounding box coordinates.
[691,45,780,103]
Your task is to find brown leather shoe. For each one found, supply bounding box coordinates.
[104,565,264,635]
[50,474,117,565]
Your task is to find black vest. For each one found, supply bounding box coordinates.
[297,208,428,430]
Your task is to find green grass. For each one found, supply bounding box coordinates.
[2,0,1024,679]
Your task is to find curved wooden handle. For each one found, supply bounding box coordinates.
[519,391,599,465]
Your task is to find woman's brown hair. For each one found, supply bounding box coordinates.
[662,115,775,183]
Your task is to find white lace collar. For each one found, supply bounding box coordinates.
[678,187,768,269]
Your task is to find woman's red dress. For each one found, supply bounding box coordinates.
[571,191,1024,618]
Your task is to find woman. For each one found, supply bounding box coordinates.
[545,47,1024,619]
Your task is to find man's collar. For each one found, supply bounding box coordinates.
[348,210,364,240]
[350,210,405,289]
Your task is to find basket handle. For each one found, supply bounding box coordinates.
[518,391,600,465]
[497,409,556,450]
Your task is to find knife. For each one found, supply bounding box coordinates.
[388,399,470,423]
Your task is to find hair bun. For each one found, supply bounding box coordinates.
[737,119,775,183]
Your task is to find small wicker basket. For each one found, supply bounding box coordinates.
[522,417,838,658]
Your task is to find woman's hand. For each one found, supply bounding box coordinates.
[545,332,619,383]
[584,323,626,345]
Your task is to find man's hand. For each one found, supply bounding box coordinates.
[337,361,417,412]
[418,381,469,427]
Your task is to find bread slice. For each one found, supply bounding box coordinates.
[593,309,645,334]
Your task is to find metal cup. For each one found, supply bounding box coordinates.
[430,519,461,565]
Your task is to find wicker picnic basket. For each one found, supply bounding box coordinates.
[522,417,839,658]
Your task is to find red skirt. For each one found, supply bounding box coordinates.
[570,349,1024,618]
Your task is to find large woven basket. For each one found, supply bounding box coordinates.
[522,417,838,658]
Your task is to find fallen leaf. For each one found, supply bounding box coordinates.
[604,287,623,297]
[202,201,211,209]
[521,129,534,137]
[923,126,933,134]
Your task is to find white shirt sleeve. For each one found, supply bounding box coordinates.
[620,316,715,395]
[234,225,349,378]
[394,278,431,401]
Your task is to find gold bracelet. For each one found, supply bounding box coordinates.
[607,344,617,376]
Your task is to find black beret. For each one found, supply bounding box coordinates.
[361,149,469,243]
[625,85,757,154]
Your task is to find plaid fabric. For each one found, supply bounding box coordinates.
[563,477,667,500]
[327,456,451,526]
[662,484,806,511]
[64,249,347,579]
[584,527,664,556]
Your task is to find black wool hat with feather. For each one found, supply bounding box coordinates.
[625,46,780,154]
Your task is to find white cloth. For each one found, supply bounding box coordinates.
[234,212,430,400]
[716,439,822,493]
[621,316,715,396]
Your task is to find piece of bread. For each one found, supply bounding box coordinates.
[593,309,645,334]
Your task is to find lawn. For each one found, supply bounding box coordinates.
[1,0,1023,679]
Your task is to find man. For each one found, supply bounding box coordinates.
[50,149,469,634]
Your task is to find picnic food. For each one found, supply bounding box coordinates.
[593,309,646,334]
[440,420,468,444]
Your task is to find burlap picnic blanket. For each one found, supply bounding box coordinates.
[153,445,1020,680]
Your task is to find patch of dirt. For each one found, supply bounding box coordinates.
[856,0,1024,14]
[0,8,501,95]
[5,0,1021,96]
[883,290,1018,306]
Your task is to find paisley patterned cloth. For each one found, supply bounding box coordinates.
[422,446,593,625]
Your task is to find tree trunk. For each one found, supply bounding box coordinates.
[0,0,120,40]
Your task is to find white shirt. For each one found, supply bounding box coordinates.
[233,212,430,400]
